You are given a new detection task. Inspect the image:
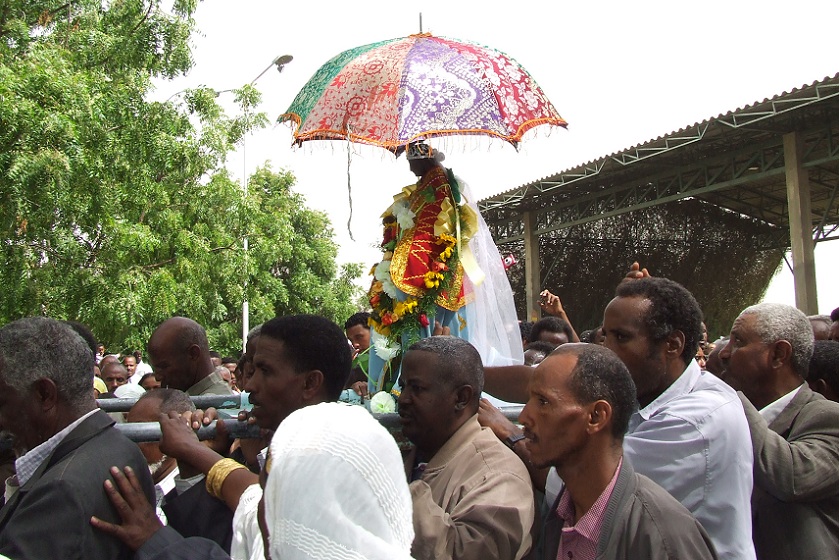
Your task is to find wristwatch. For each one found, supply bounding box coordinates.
[504,432,526,449]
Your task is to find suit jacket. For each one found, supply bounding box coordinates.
[740,387,839,560]
[135,526,232,560]
[162,478,234,553]
[0,409,155,560]
[541,461,718,560]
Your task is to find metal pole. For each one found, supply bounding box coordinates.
[97,394,244,413]
[116,419,262,443]
[0,407,523,449]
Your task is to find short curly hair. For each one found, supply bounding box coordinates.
[615,277,703,366]
[740,303,814,379]
[344,312,371,331]
[530,316,574,344]
[809,340,839,394]
[555,344,638,439]
[261,315,353,401]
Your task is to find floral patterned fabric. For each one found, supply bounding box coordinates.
[280,33,566,149]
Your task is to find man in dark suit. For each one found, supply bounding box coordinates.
[721,302,839,560]
[0,316,154,559]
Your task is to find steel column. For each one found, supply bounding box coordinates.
[784,131,819,313]
[523,211,541,321]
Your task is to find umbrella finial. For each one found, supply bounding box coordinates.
[419,12,422,34]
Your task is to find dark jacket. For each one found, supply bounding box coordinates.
[541,460,718,560]
[0,410,155,560]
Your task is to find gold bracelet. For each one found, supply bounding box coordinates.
[205,458,247,499]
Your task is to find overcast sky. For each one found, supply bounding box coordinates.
[153,0,839,315]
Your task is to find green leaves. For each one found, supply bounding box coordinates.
[0,0,361,355]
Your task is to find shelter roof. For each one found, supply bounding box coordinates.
[480,73,839,245]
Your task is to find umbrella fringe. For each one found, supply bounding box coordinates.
[281,119,567,151]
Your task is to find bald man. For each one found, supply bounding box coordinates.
[147,317,232,396]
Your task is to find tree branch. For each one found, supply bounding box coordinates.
[140,257,176,270]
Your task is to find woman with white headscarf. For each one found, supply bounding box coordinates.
[91,402,415,560]
[263,402,414,560]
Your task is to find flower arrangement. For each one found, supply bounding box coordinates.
[368,218,460,351]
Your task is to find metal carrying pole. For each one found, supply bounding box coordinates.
[97,394,243,413]
[117,418,262,443]
[111,406,525,440]
[0,405,525,449]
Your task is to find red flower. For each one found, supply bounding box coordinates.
[433,261,448,272]
[382,228,395,245]
[419,314,430,328]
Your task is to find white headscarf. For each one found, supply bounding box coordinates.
[114,383,146,399]
[265,402,414,560]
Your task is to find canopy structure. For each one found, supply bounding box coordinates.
[480,74,839,319]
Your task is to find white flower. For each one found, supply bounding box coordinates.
[372,333,401,361]
[392,200,416,230]
[373,259,400,298]
[374,260,391,281]
[381,277,400,299]
[369,391,397,414]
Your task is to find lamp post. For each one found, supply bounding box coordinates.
[240,54,293,353]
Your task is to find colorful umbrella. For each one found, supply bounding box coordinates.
[279,33,566,151]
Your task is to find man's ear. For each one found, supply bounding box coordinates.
[587,400,613,435]
[302,369,325,400]
[665,330,686,359]
[810,378,828,395]
[32,378,60,412]
[187,344,201,360]
[770,340,793,369]
[454,385,475,411]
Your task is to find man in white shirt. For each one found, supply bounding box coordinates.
[129,350,154,384]
[721,302,839,560]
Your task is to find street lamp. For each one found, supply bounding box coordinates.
[250,54,294,84]
[240,54,293,352]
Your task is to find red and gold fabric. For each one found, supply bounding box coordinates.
[389,166,475,311]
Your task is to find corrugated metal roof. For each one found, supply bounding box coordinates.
[480,73,839,205]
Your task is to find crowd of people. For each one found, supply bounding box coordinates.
[0,264,838,560]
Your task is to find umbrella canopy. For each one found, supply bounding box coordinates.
[279,33,566,151]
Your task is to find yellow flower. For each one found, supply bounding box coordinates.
[394,299,418,316]
[438,233,456,245]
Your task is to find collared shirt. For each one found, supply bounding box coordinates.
[556,459,622,560]
[759,383,804,425]
[547,360,756,560]
[15,408,98,487]
[154,466,180,525]
[187,370,234,396]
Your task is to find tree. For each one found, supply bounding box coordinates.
[0,0,360,355]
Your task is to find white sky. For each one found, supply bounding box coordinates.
[153,0,839,316]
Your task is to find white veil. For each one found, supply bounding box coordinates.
[457,174,524,368]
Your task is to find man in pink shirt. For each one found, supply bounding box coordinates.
[519,343,718,560]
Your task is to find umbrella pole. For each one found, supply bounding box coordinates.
[346,131,355,241]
